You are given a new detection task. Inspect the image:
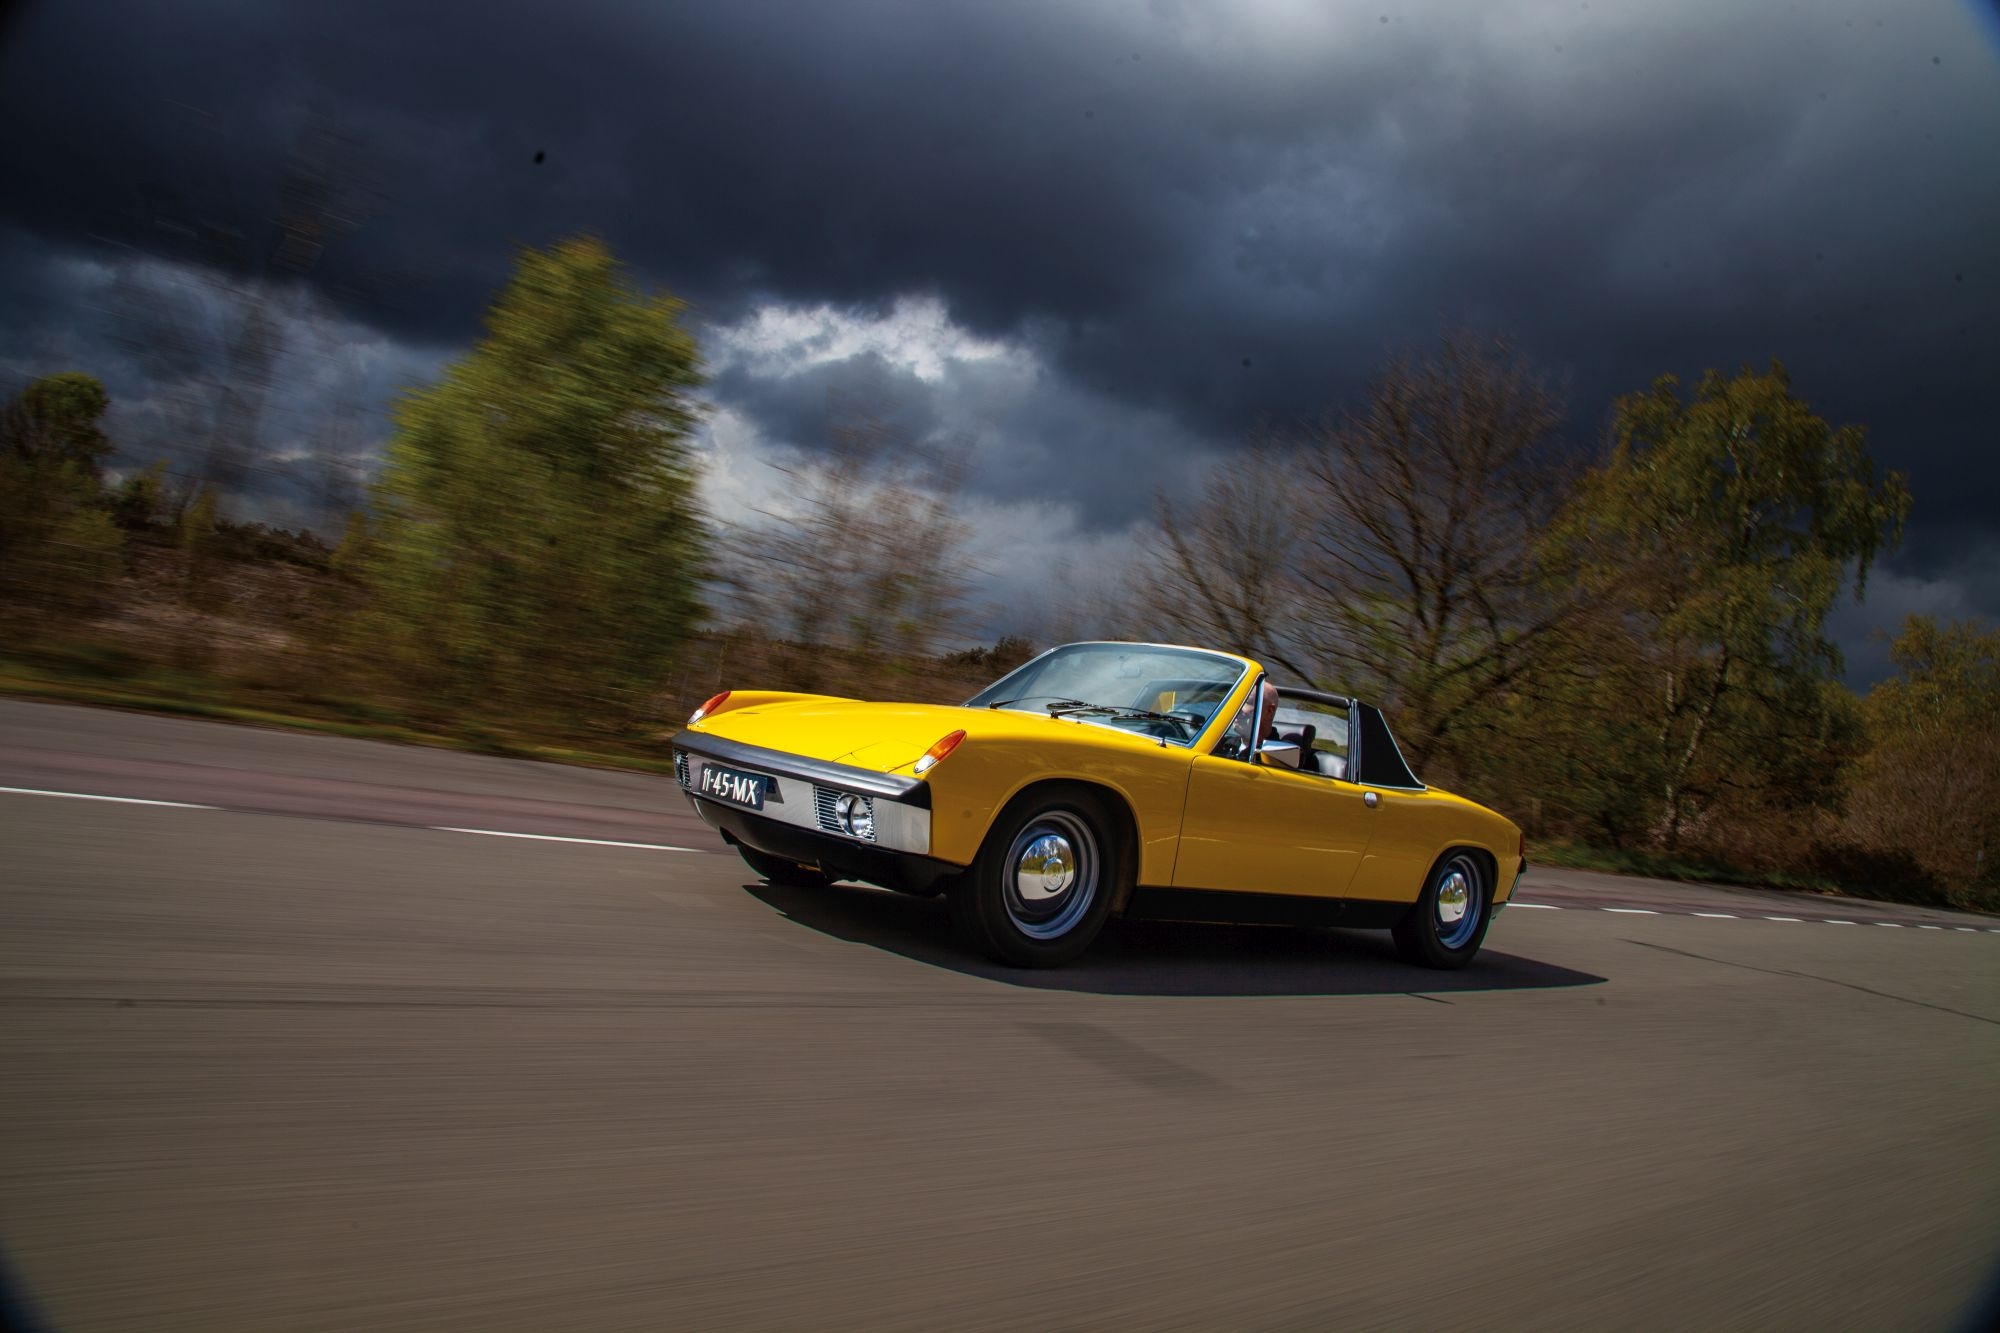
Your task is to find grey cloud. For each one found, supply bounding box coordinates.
[1,0,1995,652]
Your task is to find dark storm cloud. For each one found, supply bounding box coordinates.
[2,0,1996,656]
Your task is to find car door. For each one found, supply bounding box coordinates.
[1173,755,1377,897]
[1168,676,1376,892]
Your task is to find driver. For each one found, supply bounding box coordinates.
[1255,679,1280,750]
[1222,679,1282,762]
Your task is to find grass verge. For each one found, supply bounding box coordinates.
[1530,840,1842,895]
[0,656,681,777]
[1531,838,1997,915]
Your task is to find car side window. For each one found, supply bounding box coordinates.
[1269,698,1350,780]
[1213,686,1260,761]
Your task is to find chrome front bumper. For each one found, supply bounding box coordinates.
[673,732,932,855]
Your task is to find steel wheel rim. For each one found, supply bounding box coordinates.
[1003,811,1098,940]
[1435,855,1483,950]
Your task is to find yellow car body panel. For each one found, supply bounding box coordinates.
[1173,755,1375,896]
[688,692,1222,883]
[679,649,1521,912]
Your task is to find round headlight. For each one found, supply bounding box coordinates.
[834,792,875,840]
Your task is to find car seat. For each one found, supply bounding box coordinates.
[1279,724,1320,774]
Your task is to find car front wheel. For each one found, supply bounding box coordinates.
[950,787,1116,967]
[1392,849,1492,969]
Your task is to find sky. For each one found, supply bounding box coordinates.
[1,0,1996,680]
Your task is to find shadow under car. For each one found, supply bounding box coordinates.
[742,881,1606,998]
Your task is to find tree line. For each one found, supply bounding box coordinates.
[1,237,1991,910]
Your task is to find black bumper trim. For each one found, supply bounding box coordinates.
[695,798,961,895]
[673,731,931,808]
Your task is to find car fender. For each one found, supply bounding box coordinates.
[920,728,1196,887]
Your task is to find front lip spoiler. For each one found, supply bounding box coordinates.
[673,731,931,808]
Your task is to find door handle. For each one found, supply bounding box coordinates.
[1364,791,1380,808]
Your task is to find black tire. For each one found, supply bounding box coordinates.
[1392,849,1493,970]
[949,786,1118,968]
[737,844,835,888]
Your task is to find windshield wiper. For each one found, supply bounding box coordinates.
[1048,704,1194,732]
[987,696,1089,711]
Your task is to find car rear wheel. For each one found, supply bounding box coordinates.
[1392,849,1491,969]
[949,787,1116,967]
[737,844,834,889]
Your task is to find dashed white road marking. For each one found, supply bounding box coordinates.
[0,785,214,810]
[432,826,702,853]
[0,785,701,853]
[1510,892,1992,932]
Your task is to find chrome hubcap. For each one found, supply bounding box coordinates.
[1003,811,1098,940]
[1438,872,1469,924]
[1435,856,1484,950]
[1016,834,1075,901]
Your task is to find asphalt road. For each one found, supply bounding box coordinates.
[2,699,1996,1331]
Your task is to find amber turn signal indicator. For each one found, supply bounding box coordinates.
[913,729,966,775]
[689,691,730,724]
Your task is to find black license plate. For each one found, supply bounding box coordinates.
[698,763,768,811]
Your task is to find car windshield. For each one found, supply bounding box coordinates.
[965,643,1247,746]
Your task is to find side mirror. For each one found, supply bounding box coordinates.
[1257,740,1302,770]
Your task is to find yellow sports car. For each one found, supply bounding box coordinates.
[673,640,1524,969]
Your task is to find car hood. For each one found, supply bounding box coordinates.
[683,698,1152,774]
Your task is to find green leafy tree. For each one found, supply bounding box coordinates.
[112,460,170,531]
[1845,617,2000,903]
[1552,362,1911,848]
[329,509,372,581]
[7,372,113,479]
[0,372,122,626]
[364,237,708,721]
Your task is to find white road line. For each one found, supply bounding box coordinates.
[1693,912,1736,919]
[431,826,703,853]
[1876,922,1904,928]
[1917,924,1943,930]
[1825,920,1857,926]
[0,785,705,854]
[0,785,215,810]
[1510,902,1561,909]
[1765,916,1802,922]
[1603,907,1657,914]
[1959,927,1978,933]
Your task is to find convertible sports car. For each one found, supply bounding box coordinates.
[673,641,1525,969]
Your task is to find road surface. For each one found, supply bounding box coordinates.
[2,699,1997,1331]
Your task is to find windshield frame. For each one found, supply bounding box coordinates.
[964,641,1254,749]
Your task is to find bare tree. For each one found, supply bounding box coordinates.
[731,417,973,692]
[97,101,383,523]
[1142,437,1318,683]
[1292,330,1577,771]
